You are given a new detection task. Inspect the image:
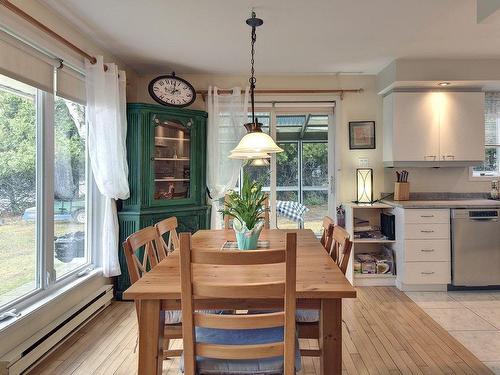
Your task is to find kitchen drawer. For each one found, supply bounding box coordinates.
[404,262,450,284]
[405,209,450,224]
[405,223,450,239]
[405,239,450,262]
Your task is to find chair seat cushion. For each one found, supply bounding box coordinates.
[165,310,182,324]
[165,310,223,325]
[180,326,301,374]
[295,309,319,323]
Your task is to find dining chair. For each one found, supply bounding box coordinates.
[296,223,352,357]
[179,232,301,375]
[122,226,183,359]
[223,193,270,229]
[330,225,353,275]
[155,216,180,259]
[295,216,334,324]
[320,216,335,252]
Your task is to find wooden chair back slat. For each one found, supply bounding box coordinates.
[193,282,286,299]
[179,232,297,374]
[223,193,270,229]
[155,217,180,260]
[195,342,284,360]
[330,225,353,275]
[191,249,285,265]
[194,311,284,330]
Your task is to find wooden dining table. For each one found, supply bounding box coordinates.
[123,228,357,375]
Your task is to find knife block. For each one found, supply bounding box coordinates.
[394,182,410,201]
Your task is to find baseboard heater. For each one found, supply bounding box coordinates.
[0,285,113,375]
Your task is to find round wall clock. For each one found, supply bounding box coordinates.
[148,73,196,107]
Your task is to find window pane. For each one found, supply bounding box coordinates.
[473,146,498,176]
[302,143,328,187]
[54,97,87,278]
[303,190,328,234]
[276,143,298,187]
[0,74,38,306]
[276,190,299,229]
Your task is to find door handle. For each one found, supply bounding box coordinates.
[420,249,435,252]
[421,271,435,275]
[420,230,434,233]
[420,215,434,218]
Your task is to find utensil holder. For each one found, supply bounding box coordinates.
[394,182,410,201]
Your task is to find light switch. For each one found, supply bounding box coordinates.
[358,157,369,168]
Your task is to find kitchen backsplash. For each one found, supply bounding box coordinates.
[383,167,492,194]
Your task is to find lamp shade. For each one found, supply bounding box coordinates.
[230,131,283,155]
[249,158,270,166]
[228,150,270,160]
[356,168,373,203]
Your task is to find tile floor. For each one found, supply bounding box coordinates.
[406,290,500,374]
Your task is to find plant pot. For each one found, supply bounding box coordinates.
[233,221,264,250]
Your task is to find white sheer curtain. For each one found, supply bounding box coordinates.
[207,86,249,228]
[85,56,129,277]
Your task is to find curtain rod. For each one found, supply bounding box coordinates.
[0,0,108,71]
[197,88,363,101]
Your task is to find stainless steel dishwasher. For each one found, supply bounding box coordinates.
[451,208,500,287]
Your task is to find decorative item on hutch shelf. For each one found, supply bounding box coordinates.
[229,11,283,159]
[219,173,267,250]
[356,168,373,204]
[394,169,410,201]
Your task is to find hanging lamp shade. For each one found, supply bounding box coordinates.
[230,124,283,155]
[249,158,270,166]
[229,149,270,160]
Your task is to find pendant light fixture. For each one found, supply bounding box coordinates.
[230,11,283,158]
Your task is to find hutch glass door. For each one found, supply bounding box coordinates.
[153,117,192,202]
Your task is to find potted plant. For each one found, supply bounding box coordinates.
[220,173,267,250]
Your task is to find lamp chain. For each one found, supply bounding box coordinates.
[249,11,257,123]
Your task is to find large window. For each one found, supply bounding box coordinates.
[472,93,500,177]
[0,74,89,310]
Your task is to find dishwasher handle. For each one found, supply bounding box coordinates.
[469,218,499,222]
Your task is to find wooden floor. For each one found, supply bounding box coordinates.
[29,287,494,375]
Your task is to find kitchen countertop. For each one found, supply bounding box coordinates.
[381,197,500,208]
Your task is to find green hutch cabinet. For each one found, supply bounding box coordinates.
[116,103,210,298]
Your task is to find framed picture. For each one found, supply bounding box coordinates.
[349,121,375,150]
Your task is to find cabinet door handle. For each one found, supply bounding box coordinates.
[421,271,435,275]
[446,155,455,160]
[420,215,434,218]
[420,230,434,233]
[421,249,435,252]
[424,155,436,160]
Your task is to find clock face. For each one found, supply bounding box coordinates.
[148,75,196,107]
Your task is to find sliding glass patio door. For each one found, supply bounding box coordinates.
[240,105,336,235]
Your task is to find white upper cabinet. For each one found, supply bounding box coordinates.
[439,92,485,162]
[383,91,485,166]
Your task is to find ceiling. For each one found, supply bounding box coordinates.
[41,0,500,75]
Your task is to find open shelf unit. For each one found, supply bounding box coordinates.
[345,202,396,286]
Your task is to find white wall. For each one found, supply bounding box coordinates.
[135,73,383,204]
[136,72,492,201]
